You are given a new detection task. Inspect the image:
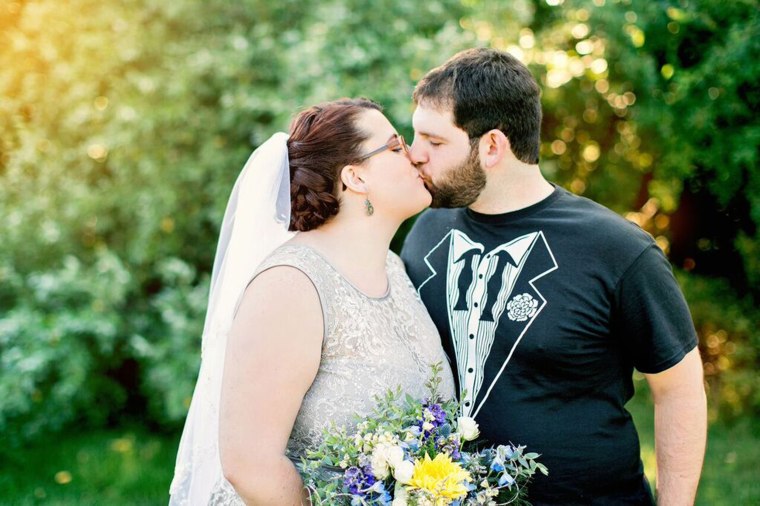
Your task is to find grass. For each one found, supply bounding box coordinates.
[0,426,180,506]
[628,376,760,505]
[1,387,758,505]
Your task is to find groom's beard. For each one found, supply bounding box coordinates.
[425,145,486,209]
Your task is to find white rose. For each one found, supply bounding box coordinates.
[457,416,480,441]
[392,482,409,506]
[387,445,405,468]
[370,446,390,480]
[393,460,415,484]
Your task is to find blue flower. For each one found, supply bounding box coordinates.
[497,444,516,460]
[490,460,505,472]
[373,482,391,505]
[498,472,515,487]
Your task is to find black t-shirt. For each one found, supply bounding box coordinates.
[401,186,698,504]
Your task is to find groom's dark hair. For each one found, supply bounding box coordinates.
[414,47,542,164]
[287,98,381,232]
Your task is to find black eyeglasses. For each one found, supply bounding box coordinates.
[357,134,409,161]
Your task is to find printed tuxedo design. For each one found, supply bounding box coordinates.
[418,230,558,417]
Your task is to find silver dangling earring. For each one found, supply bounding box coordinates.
[364,198,374,216]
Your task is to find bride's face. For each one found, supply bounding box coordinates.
[353,109,431,220]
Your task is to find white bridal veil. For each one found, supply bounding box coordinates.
[169,132,294,505]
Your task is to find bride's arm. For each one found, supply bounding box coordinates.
[219,266,322,505]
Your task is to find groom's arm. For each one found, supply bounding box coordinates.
[614,244,705,504]
[644,348,706,506]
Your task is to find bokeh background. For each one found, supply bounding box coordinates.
[1,0,758,504]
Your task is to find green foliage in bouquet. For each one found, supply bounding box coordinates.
[299,364,547,506]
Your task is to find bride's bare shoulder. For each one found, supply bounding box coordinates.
[232,265,323,342]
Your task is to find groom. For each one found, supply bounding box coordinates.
[401,48,706,505]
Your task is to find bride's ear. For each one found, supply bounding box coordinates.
[340,165,368,195]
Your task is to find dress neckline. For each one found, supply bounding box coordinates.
[280,243,392,301]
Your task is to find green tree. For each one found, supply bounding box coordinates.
[0,0,484,441]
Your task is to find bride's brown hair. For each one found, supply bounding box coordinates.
[287,98,381,232]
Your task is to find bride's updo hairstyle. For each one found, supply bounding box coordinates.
[287,98,381,232]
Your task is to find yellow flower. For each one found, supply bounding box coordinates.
[407,453,471,504]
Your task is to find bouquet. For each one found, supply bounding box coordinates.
[299,364,548,505]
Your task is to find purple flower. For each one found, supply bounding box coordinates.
[343,467,363,495]
[426,403,447,426]
[342,465,377,496]
[417,402,449,438]
[361,465,377,487]
[435,434,462,460]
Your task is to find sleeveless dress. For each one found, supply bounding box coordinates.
[209,244,456,504]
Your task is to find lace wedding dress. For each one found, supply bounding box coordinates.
[206,243,456,504]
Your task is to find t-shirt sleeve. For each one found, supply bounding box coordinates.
[613,244,699,374]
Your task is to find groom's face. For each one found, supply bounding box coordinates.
[409,104,486,208]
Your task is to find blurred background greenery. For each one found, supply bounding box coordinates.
[1,0,757,504]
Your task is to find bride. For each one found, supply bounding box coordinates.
[169,98,455,505]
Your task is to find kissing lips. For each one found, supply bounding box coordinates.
[421,178,437,196]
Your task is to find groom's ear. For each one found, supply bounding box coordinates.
[340,164,368,194]
[480,129,511,168]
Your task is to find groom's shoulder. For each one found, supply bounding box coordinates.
[401,208,459,265]
[409,208,460,236]
[558,189,654,250]
[404,208,459,246]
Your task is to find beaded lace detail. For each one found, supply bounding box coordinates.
[208,244,455,504]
